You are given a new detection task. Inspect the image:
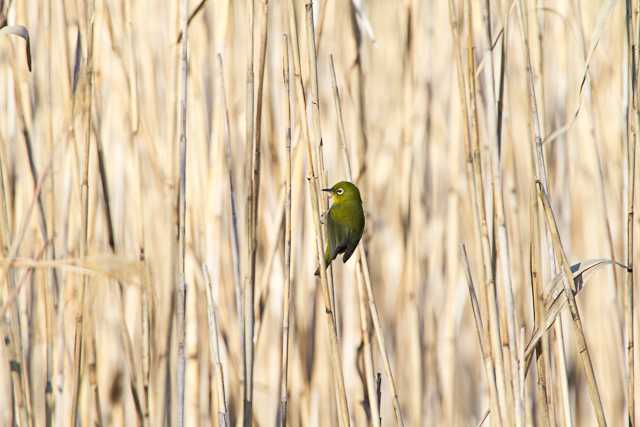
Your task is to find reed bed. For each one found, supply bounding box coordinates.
[0,0,638,426]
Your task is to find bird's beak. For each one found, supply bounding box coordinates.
[321,188,332,193]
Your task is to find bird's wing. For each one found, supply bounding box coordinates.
[342,226,363,263]
[341,204,365,263]
[327,207,348,259]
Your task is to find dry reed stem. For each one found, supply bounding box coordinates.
[277,33,293,427]
[12,12,59,424]
[243,0,256,424]
[358,258,405,427]
[298,3,350,425]
[87,320,103,426]
[204,266,230,427]
[553,316,573,427]
[464,3,509,423]
[327,21,406,427]
[625,1,638,425]
[328,55,380,427]
[175,0,189,422]
[462,244,502,427]
[355,265,380,427]
[217,54,243,319]
[1,146,59,426]
[485,5,522,425]
[537,181,608,426]
[530,182,552,427]
[516,2,559,424]
[70,2,96,423]
[448,1,502,425]
[251,0,270,351]
[0,39,39,427]
[140,255,152,427]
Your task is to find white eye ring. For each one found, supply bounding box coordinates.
[336,188,344,195]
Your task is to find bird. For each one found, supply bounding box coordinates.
[314,181,365,276]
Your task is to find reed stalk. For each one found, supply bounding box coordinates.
[175,0,190,422]
[277,33,293,427]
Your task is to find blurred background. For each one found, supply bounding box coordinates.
[0,0,637,426]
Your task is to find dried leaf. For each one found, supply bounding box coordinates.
[525,258,627,358]
[0,255,145,286]
[0,25,32,71]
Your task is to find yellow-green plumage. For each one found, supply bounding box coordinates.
[314,181,365,276]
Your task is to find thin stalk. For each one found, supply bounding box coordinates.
[516,3,560,424]
[537,181,608,427]
[87,323,103,426]
[448,1,503,425]
[0,144,55,427]
[465,2,509,423]
[553,316,573,427]
[251,0,270,339]
[278,33,293,427]
[348,0,368,193]
[45,2,58,423]
[625,1,637,425]
[70,1,97,424]
[515,0,548,185]
[487,7,521,426]
[217,54,242,319]
[243,0,256,424]
[329,55,380,427]
[355,261,380,427]
[300,3,350,425]
[175,0,189,422]
[462,244,502,427]
[140,251,151,427]
[203,266,230,427]
[358,256,405,427]
[530,182,552,427]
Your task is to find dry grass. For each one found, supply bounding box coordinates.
[0,0,638,426]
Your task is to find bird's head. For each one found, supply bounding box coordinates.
[322,181,362,205]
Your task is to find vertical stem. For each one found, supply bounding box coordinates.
[70,1,96,424]
[243,0,255,423]
[448,1,503,425]
[625,1,638,425]
[278,33,293,427]
[217,54,242,319]
[485,4,522,424]
[45,1,58,423]
[537,182,608,427]
[203,267,230,427]
[302,3,351,425]
[175,0,189,423]
[329,55,380,427]
[464,2,509,423]
[530,181,552,427]
[461,244,501,427]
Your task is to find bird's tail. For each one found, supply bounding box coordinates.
[314,248,331,276]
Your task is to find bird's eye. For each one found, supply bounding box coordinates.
[336,188,344,195]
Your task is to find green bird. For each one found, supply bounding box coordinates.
[314,181,365,276]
